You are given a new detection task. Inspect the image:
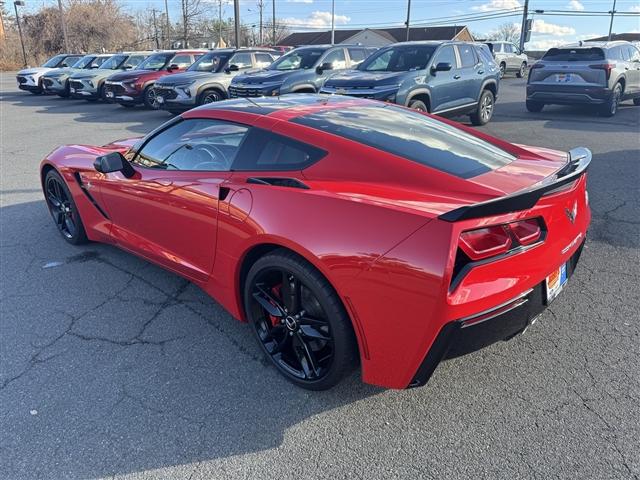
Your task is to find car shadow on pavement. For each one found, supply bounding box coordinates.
[0,90,170,135]
[0,199,383,478]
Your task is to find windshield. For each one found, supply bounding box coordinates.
[268,48,325,71]
[187,52,231,72]
[43,54,67,68]
[71,55,95,69]
[359,45,437,72]
[100,54,127,70]
[542,47,605,62]
[136,53,172,71]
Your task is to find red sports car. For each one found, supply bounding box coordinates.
[40,95,591,390]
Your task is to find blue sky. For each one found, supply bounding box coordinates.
[28,0,640,48]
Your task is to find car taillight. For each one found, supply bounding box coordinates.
[458,218,544,261]
[530,63,544,70]
[589,63,615,80]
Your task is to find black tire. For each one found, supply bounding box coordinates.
[143,85,159,109]
[516,62,527,78]
[526,99,544,112]
[470,89,495,126]
[499,63,506,79]
[57,81,70,98]
[408,99,429,112]
[244,249,358,390]
[43,169,88,245]
[633,97,640,106]
[197,88,222,106]
[600,83,622,117]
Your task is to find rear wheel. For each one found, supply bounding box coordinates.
[143,85,159,109]
[44,170,88,245]
[197,88,222,106]
[516,62,527,78]
[526,100,544,112]
[244,250,357,390]
[470,89,495,126]
[499,63,506,78]
[408,99,429,112]
[600,83,622,117]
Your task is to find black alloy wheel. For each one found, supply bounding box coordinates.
[244,250,357,390]
[44,170,87,245]
[143,86,159,109]
[199,89,222,105]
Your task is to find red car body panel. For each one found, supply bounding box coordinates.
[40,97,591,389]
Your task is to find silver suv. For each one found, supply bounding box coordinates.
[485,41,528,78]
[526,41,640,117]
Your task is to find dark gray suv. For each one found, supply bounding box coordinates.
[527,41,640,116]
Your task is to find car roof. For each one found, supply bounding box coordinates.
[386,40,463,47]
[560,41,631,49]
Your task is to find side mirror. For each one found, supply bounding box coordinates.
[93,152,136,178]
[167,64,179,72]
[225,64,240,73]
[316,62,333,74]
[430,62,452,75]
[91,65,99,69]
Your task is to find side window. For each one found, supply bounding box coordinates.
[134,119,250,171]
[124,55,145,68]
[503,44,514,54]
[433,45,457,68]
[457,44,477,68]
[476,46,496,66]
[228,52,253,68]
[631,46,640,62]
[493,43,502,53]
[171,54,192,67]
[233,129,326,171]
[61,56,80,67]
[322,48,347,69]
[254,53,274,67]
[347,48,366,66]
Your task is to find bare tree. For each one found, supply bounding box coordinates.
[179,0,209,47]
[489,22,520,43]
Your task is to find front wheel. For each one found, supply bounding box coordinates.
[143,85,159,109]
[470,89,495,126]
[408,99,429,112]
[44,170,88,245]
[198,88,222,106]
[600,83,622,117]
[244,250,358,390]
[516,62,527,78]
[499,63,506,79]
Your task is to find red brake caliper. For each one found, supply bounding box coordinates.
[269,284,282,327]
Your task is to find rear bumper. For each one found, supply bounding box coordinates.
[409,240,584,388]
[527,84,611,105]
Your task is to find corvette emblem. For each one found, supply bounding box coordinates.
[565,201,578,224]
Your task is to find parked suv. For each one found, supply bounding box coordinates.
[16,53,83,94]
[320,41,500,125]
[485,41,528,78]
[68,52,151,101]
[104,50,206,108]
[154,48,279,113]
[526,41,640,116]
[42,54,112,97]
[228,45,375,98]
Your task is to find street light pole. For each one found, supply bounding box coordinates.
[164,0,171,48]
[405,0,411,42]
[330,0,335,45]
[607,0,617,41]
[14,1,27,67]
[57,0,69,52]
[234,0,240,47]
[272,0,275,45]
[151,8,160,49]
[519,0,529,52]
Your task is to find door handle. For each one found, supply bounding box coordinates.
[453,74,461,79]
[477,70,484,74]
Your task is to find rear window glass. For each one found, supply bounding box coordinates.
[292,105,515,179]
[542,47,605,61]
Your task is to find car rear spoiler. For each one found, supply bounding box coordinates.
[439,147,592,222]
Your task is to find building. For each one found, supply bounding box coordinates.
[586,33,640,42]
[278,25,473,47]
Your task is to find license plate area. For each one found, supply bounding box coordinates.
[556,73,572,83]
[545,262,568,303]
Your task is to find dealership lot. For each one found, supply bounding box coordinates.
[1,73,639,479]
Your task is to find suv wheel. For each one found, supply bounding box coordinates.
[198,88,222,106]
[408,99,429,112]
[499,63,506,78]
[143,86,159,109]
[526,100,544,112]
[601,83,622,117]
[516,62,527,78]
[470,90,494,126]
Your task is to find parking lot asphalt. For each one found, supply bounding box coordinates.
[1,72,639,480]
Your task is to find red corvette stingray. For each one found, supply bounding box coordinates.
[40,95,591,390]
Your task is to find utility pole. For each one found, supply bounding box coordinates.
[218,0,223,47]
[272,0,276,45]
[257,0,264,45]
[234,0,240,47]
[405,0,411,41]
[14,1,27,67]
[330,0,335,45]
[164,0,171,48]
[151,8,160,49]
[57,0,70,52]
[519,0,529,52]
[607,0,617,41]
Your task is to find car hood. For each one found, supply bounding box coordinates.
[70,69,114,81]
[106,70,155,82]
[156,71,216,85]
[18,67,51,76]
[233,69,299,85]
[324,70,407,88]
[43,67,78,78]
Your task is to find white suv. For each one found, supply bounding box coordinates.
[486,42,529,78]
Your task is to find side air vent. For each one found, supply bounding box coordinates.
[73,172,109,219]
[247,177,310,190]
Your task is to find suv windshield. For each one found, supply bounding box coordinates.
[359,45,437,72]
[292,104,514,178]
[268,48,325,71]
[71,55,95,69]
[43,54,67,68]
[188,52,231,72]
[100,54,127,69]
[543,47,605,61]
[136,53,172,71]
